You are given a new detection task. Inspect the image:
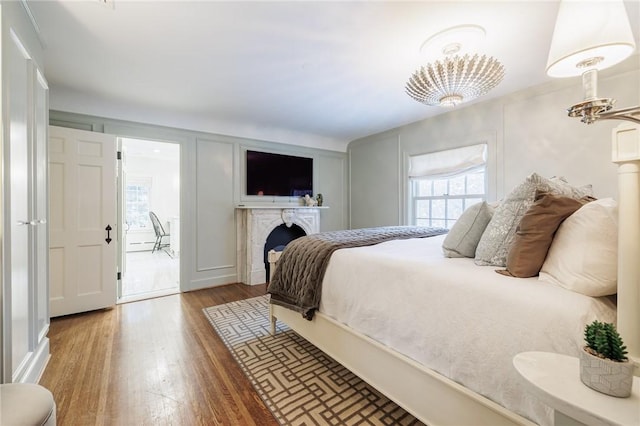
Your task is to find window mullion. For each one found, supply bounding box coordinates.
[409,169,486,228]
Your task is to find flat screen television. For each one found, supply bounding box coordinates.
[246,150,313,197]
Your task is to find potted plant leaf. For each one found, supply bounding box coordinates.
[579,320,633,397]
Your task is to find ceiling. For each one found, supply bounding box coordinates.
[27,1,640,151]
[121,137,180,161]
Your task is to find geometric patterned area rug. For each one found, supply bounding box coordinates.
[203,295,423,425]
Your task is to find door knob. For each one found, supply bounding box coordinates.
[17,220,45,226]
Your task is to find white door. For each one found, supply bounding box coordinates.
[7,32,32,379]
[49,126,117,317]
[33,69,50,344]
[3,27,51,383]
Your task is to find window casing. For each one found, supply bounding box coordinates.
[408,144,487,229]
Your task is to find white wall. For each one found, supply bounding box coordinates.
[348,61,640,229]
[49,112,350,291]
[127,155,180,223]
[125,149,180,251]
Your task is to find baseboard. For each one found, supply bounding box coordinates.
[187,273,239,291]
[17,338,50,384]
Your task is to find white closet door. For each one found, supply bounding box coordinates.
[33,69,50,340]
[7,29,32,379]
[2,6,52,384]
[49,126,117,317]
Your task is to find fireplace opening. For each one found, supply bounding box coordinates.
[264,223,306,281]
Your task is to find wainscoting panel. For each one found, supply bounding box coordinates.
[195,138,237,274]
[317,154,348,232]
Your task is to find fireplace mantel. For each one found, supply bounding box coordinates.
[236,206,326,285]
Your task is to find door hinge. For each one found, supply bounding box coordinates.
[117,151,122,160]
[117,272,121,280]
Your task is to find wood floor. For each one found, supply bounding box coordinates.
[39,283,280,426]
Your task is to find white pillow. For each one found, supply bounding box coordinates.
[442,201,493,258]
[538,198,618,297]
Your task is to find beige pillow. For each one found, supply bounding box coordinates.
[500,192,593,278]
[442,201,493,258]
[475,173,593,266]
[538,198,618,296]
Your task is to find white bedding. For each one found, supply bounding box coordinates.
[318,234,617,426]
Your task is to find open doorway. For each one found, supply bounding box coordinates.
[118,137,180,303]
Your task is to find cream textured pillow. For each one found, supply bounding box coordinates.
[474,173,593,266]
[442,201,493,258]
[538,198,618,297]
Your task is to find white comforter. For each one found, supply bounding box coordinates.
[318,234,617,426]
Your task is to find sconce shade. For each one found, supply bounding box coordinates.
[546,0,636,78]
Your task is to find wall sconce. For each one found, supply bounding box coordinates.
[546,0,639,124]
[547,0,640,375]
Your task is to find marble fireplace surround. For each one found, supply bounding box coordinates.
[236,206,324,285]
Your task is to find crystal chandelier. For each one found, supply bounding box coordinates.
[405,25,505,107]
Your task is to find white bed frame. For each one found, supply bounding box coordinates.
[268,123,640,426]
[269,303,535,426]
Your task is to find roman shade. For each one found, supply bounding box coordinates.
[408,143,487,179]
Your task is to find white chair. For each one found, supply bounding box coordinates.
[0,383,56,425]
[149,211,170,253]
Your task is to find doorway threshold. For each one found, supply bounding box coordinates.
[117,288,180,304]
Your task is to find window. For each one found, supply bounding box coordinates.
[411,171,485,228]
[409,144,486,229]
[126,177,152,231]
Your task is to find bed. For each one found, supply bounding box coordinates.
[266,174,630,426]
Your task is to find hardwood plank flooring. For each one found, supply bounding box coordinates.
[39,283,279,426]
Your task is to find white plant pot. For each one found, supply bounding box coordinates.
[579,347,633,398]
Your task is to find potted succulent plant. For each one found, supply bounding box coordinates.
[579,320,633,397]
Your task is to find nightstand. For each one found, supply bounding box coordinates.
[513,351,639,426]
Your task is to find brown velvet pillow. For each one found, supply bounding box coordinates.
[499,191,594,278]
